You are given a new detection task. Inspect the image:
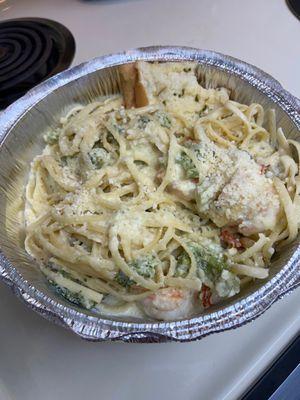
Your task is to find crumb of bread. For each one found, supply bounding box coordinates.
[119,63,137,108]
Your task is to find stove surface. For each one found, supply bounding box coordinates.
[0,1,299,400]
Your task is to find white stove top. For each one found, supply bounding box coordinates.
[0,1,300,399]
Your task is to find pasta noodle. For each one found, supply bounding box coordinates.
[24,61,300,320]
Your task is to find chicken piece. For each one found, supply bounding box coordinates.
[169,179,197,201]
[175,133,233,205]
[208,152,281,235]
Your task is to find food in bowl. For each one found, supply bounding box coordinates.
[24,61,300,321]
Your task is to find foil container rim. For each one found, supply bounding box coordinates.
[0,46,300,342]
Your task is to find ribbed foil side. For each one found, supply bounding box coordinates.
[0,46,299,342]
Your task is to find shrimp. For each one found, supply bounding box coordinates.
[139,287,194,320]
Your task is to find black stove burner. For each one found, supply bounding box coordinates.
[0,18,75,108]
[286,0,300,20]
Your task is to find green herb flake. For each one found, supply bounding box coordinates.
[137,115,151,129]
[199,105,209,117]
[116,125,126,134]
[60,154,76,167]
[60,269,73,280]
[178,89,185,98]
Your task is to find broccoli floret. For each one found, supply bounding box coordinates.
[215,270,240,298]
[45,263,101,309]
[189,242,240,297]
[176,152,199,179]
[88,147,110,169]
[44,130,59,145]
[114,271,135,288]
[130,255,158,279]
[174,252,190,278]
[114,255,158,288]
[175,242,228,287]
[188,242,226,283]
[49,281,97,309]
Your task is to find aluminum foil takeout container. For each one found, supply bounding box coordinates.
[0,46,300,342]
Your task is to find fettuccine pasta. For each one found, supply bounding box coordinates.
[24,61,300,320]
